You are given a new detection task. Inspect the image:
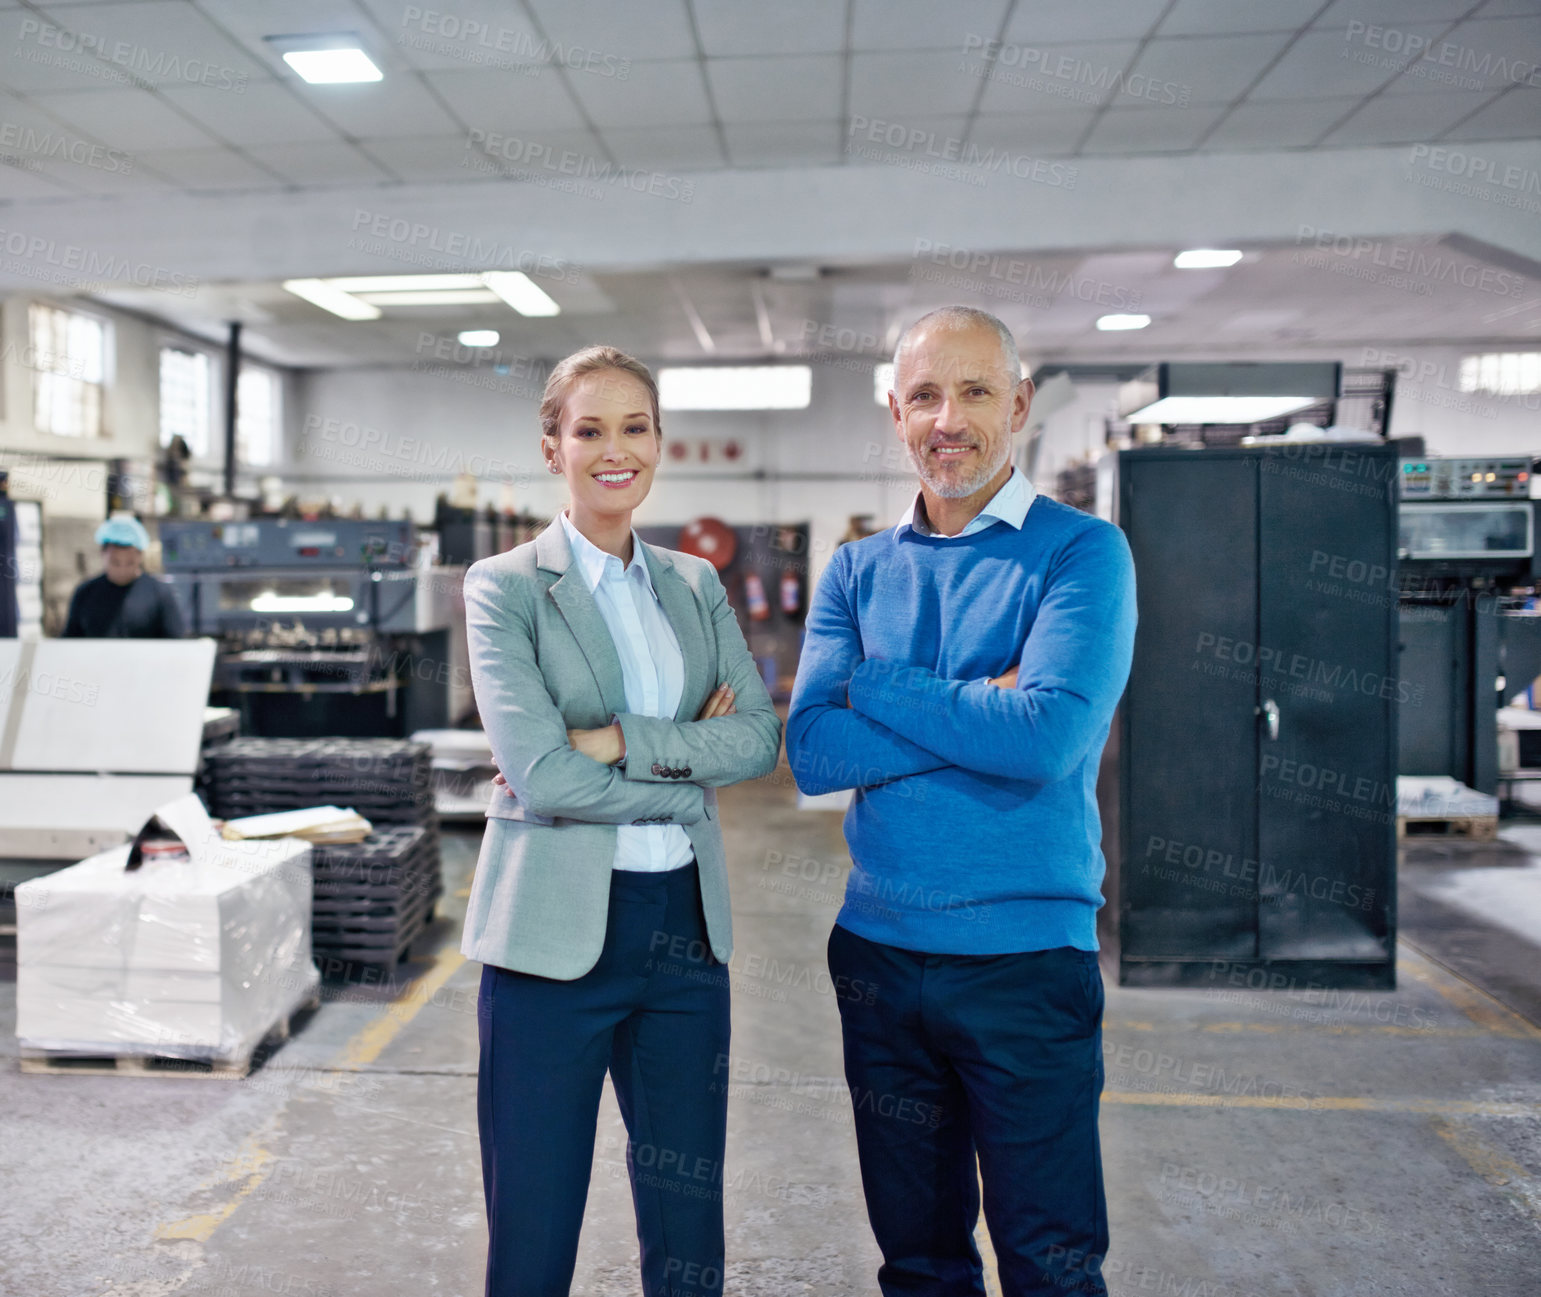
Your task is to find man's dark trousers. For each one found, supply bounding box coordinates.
[827,924,1109,1296]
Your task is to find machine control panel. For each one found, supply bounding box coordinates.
[161,519,416,569]
[1400,457,1532,500]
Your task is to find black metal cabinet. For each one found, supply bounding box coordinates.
[1107,444,1398,988]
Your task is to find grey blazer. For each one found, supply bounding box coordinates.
[460,520,782,979]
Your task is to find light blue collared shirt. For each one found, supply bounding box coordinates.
[895,467,1037,539]
[560,510,694,873]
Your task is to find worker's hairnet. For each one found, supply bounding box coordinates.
[95,515,151,551]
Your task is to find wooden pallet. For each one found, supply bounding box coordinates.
[18,990,320,1081]
[1397,813,1499,841]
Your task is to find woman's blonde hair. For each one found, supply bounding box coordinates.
[538,345,661,441]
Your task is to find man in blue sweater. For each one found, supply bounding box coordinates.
[786,306,1136,1297]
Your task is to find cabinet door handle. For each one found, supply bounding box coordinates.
[1259,699,1280,741]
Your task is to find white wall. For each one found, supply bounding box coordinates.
[283,355,918,585]
[287,338,1541,589]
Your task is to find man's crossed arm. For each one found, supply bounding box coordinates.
[785,524,1136,793]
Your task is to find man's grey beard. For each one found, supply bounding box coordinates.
[909,435,1014,499]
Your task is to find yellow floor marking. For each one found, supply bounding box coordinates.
[154,1134,274,1243]
[153,940,469,1249]
[1104,1091,1541,1116]
[1396,940,1541,1042]
[333,942,468,1070]
[1431,1116,1541,1228]
[1109,1019,1490,1039]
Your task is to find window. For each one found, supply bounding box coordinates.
[237,366,280,467]
[658,366,812,411]
[159,347,212,456]
[873,363,894,405]
[30,303,105,437]
[1460,352,1541,397]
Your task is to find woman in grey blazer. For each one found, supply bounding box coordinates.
[462,345,782,1297]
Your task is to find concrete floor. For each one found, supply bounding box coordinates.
[2,769,1539,1297]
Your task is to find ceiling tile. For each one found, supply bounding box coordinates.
[0,158,98,200]
[706,56,842,123]
[1159,0,1327,36]
[1081,103,1233,153]
[599,124,724,172]
[478,124,608,162]
[998,0,1172,46]
[19,1,267,87]
[358,134,497,182]
[1428,17,1541,87]
[158,81,343,147]
[1439,85,1541,139]
[1120,33,1298,105]
[849,50,985,118]
[26,88,220,151]
[423,68,587,132]
[289,75,464,138]
[850,0,1011,51]
[1250,26,1448,98]
[1316,0,1487,24]
[0,88,102,141]
[455,125,612,183]
[722,120,841,167]
[972,41,1141,113]
[568,58,713,129]
[2,7,151,92]
[843,113,971,167]
[1201,96,1367,148]
[692,0,847,56]
[22,148,172,194]
[245,139,392,185]
[523,0,698,63]
[195,0,364,75]
[133,145,281,190]
[968,110,1096,155]
[1322,89,1506,144]
[337,0,545,74]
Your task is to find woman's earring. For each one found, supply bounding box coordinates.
[547,462,561,474]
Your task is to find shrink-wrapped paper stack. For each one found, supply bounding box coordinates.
[15,794,318,1066]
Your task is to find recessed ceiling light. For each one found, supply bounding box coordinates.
[331,274,484,292]
[483,271,561,317]
[1174,249,1243,269]
[458,330,499,347]
[282,278,379,321]
[282,47,382,84]
[357,290,499,306]
[1097,314,1151,331]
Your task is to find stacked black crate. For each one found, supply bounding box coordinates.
[308,825,438,970]
[203,738,441,970]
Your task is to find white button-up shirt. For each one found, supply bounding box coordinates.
[895,467,1037,539]
[560,510,695,873]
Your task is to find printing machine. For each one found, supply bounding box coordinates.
[1396,456,1541,796]
[159,518,467,738]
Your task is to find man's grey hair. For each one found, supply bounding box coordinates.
[891,306,1022,388]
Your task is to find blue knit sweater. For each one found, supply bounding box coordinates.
[786,496,1137,954]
